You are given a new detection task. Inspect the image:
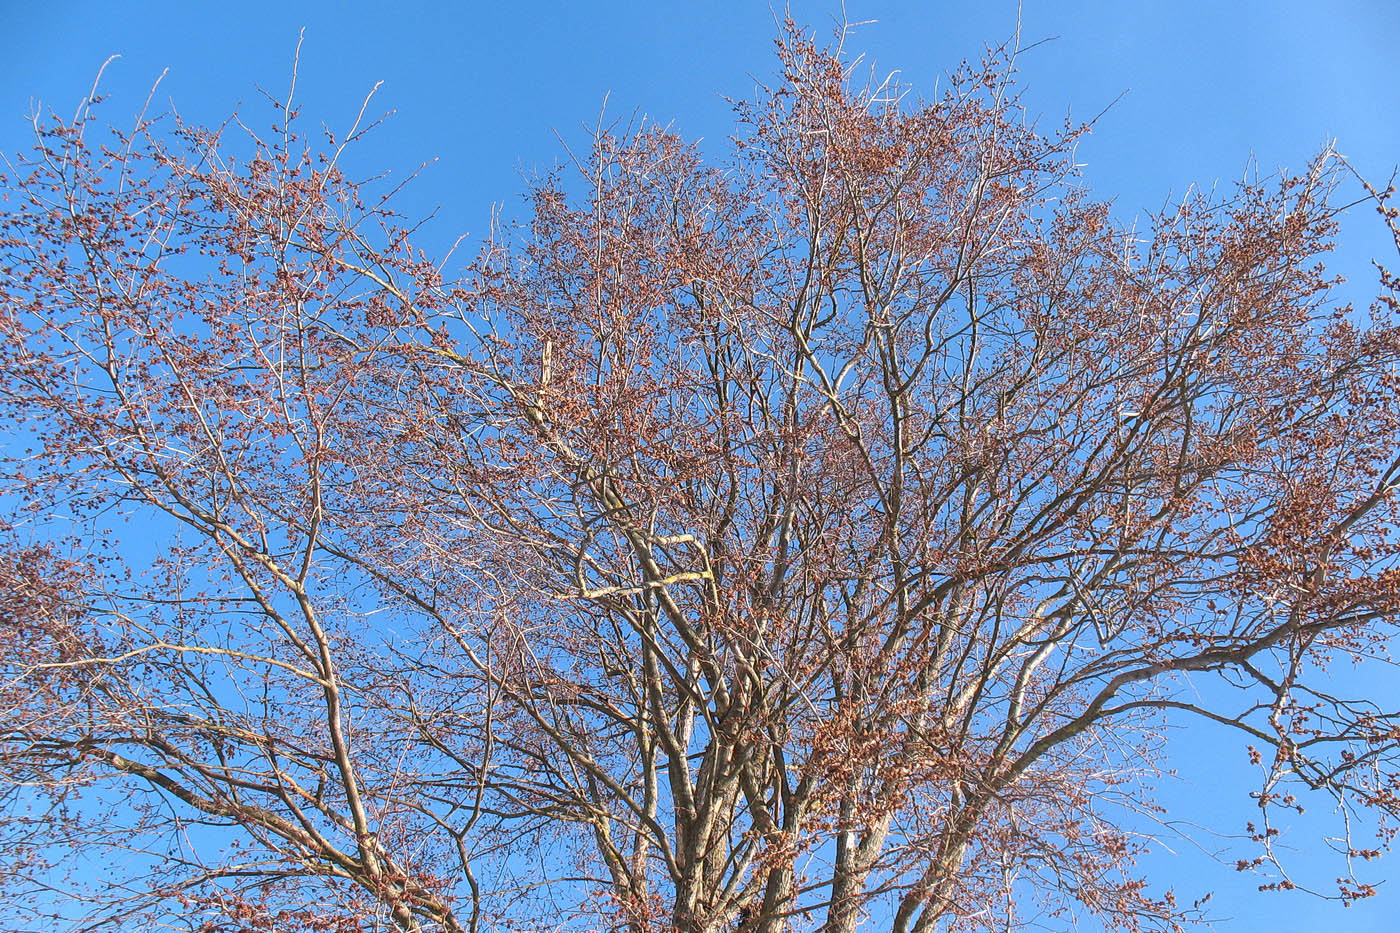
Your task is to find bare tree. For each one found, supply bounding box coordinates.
[4,21,1400,933]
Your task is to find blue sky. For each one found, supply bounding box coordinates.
[3,1,1399,929]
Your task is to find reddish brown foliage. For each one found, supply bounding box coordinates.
[4,22,1400,933]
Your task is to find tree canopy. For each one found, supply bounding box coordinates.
[4,23,1400,933]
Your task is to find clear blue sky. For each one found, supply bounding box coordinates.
[3,1,1399,929]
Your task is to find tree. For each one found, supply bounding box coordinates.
[4,22,1400,933]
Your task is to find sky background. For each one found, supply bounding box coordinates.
[3,1,1399,929]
